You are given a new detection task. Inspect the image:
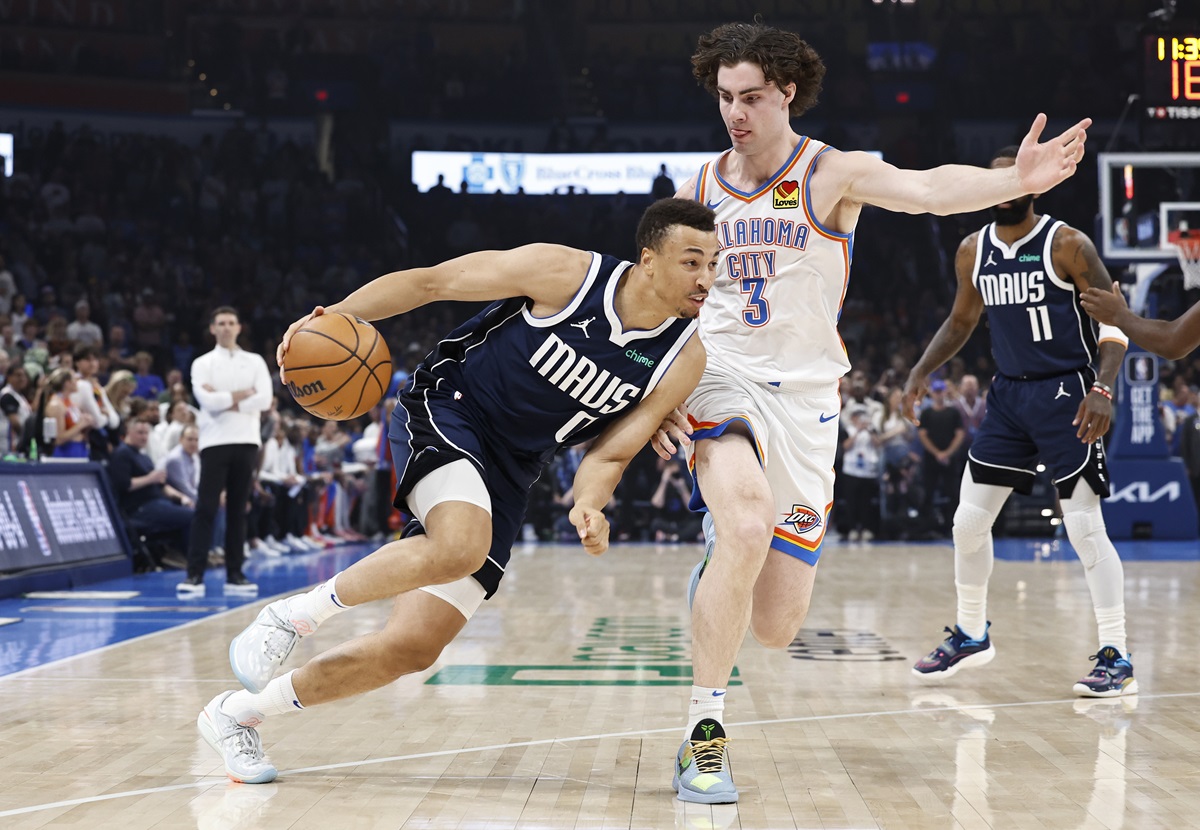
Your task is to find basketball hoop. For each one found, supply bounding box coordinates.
[1168,223,1200,291]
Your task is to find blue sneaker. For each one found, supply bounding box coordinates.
[1073,646,1138,697]
[673,718,738,804]
[687,512,716,610]
[912,623,995,680]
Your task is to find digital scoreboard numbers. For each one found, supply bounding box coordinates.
[1144,34,1200,120]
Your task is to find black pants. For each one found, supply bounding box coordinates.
[187,443,259,580]
[841,474,879,534]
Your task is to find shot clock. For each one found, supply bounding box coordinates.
[1144,33,1200,120]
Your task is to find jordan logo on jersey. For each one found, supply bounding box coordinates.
[570,317,596,338]
[773,181,799,210]
[1055,382,1070,399]
[985,251,997,267]
[529,332,640,414]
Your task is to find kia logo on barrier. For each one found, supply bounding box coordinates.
[1106,482,1181,504]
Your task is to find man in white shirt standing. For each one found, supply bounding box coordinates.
[179,306,273,596]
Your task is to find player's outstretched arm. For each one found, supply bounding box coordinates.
[828,114,1091,216]
[569,337,707,556]
[276,244,592,369]
[1082,285,1200,361]
[901,235,986,423]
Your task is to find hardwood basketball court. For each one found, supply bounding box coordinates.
[1,538,1197,829]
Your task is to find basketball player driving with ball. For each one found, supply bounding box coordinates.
[195,198,719,784]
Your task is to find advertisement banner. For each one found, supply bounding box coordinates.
[412,151,715,195]
[0,463,128,573]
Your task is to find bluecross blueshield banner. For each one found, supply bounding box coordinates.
[0,463,128,573]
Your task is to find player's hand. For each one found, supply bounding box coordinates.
[1080,283,1129,327]
[1016,113,1092,194]
[569,505,609,556]
[651,404,692,460]
[277,306,326,381]
[1073,391,1112,444]
[900,374,928,425]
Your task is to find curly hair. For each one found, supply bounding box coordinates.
[691,21,826,118]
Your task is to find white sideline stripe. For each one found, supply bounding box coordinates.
[1,691,1186,818]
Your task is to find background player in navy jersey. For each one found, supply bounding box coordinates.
[1081,283,1200,360]
[651,20,1091,804]
[195,198,718,784]
[902,145,1135,698]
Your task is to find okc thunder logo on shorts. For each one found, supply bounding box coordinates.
[783,504,821,533]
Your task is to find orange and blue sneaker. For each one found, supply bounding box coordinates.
[687,512,716,610]
[912,623,995,680]
[673,718,738,804]
[1073,646,1138,697]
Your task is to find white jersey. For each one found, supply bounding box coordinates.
[693,137,853,384]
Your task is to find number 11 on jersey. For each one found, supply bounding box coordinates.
[1027,304,1054,342]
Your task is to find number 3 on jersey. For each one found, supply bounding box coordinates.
[739,276,772,326]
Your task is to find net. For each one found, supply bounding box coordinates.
[1169,226,1200,291]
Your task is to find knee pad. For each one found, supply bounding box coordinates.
[1062,503,1109,570]
[952,501,997,552]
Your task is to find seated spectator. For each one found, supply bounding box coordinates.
[105,369,137,420]
[70,344,121,461]
[42,367,93,459]
[0,364,33,455]
[131,350,165,400]
[164,423,201,503]
[66,300,104,348]
[109,419,194,565]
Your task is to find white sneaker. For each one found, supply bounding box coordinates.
[177,576,205,596]
[284,533,314,551]
[304,534,332,549]
[263,535,291,554]
[230,599,300,693]
[251,539,282,557]
[197,691,278,784]
[225,577,259,597]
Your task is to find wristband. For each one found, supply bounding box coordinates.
[1090,382,1113,400]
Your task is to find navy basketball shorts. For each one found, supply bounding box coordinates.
[388,383,544,598]
[968,370,1110,499]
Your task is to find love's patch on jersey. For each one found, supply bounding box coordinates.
[773,180,799,210]
[783,504,822,533]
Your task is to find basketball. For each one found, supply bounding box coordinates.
[282,312,392,421]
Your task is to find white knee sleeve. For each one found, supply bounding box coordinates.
[952,469,1010,587]
[1061,489,1112,571]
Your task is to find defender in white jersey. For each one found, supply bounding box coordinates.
[653,21,1093,804]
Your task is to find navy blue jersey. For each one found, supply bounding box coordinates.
[411,252,697,464]
[972,215,1097,379]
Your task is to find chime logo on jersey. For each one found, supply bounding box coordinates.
[773,180,799,210]
[529,332,641,414]
[783,504,821,533]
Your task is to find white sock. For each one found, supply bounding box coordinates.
[685,685,726,737]
[955,582,989,641]
[1094,604,1127,656]
[285,574,349,636]
[222,670,303,727]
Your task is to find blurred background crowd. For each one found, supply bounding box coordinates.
[1,0,1197,564]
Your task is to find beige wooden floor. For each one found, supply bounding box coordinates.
[1,540,1198,829]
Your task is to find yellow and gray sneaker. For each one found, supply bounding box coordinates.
[672,718,738,804]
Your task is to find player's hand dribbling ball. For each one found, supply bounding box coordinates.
[281,312,392,421]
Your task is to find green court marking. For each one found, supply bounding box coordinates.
[425,664,742,686]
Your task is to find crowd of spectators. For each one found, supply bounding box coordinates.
[1,102,1198,559]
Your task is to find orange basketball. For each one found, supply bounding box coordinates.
[283,312,392,421]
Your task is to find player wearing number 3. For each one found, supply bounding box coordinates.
[194,199,719,784]
[652,21,1093,803]
[902,145,1134,699]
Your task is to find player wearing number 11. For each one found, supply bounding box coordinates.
[902,145,1135,699]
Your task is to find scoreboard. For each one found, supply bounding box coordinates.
[1144,33,1200,120]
